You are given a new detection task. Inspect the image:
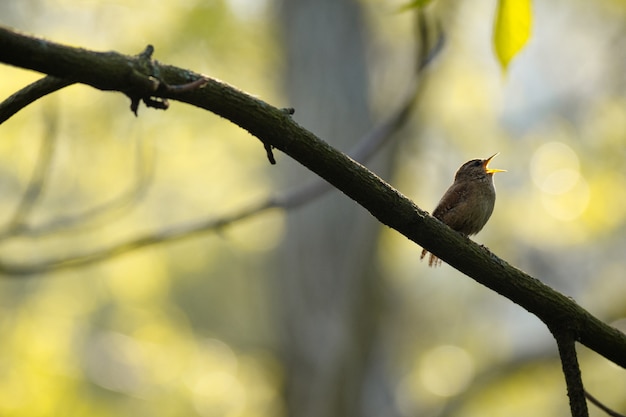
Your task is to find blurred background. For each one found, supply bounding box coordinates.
[0,0,625,416]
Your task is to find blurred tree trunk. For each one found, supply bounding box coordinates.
[275,1,397,416]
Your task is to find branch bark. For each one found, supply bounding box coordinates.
[0,75,73,124]
[0,27,157,96]
[0,25,625,397]
[550,326,589,417]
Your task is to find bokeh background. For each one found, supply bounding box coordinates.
[0,0,625,416]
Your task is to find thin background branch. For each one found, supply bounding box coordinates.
[20,134,155,237]
[3,104,59,234]
[0,117,154,239]
[585,391,626,417]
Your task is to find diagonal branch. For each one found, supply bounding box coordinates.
[0,27,157,97]
[0,26,625,378]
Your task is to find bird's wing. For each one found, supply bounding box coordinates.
[432,182,468,218]
[432,183,474,233]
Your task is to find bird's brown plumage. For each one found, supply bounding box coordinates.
[421,154,505,267]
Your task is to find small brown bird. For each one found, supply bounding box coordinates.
[421,153,506,267]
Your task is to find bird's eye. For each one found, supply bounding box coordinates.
[472,160,482,167]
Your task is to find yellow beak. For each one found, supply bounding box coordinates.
[483,153,506,174]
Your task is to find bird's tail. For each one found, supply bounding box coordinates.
[420,248,442,267]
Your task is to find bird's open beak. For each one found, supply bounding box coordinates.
[483,153,506,174]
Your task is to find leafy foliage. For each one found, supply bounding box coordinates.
[493,0,533,71]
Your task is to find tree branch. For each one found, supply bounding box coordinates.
[0,75,74,124]
[0,27,157,96]
[585,390,626,417]
[550,325,589,417]
[0,25,625,387]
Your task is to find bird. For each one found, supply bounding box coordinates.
[421,153,506,267]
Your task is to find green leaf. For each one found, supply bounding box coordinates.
[493,0,532,71]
